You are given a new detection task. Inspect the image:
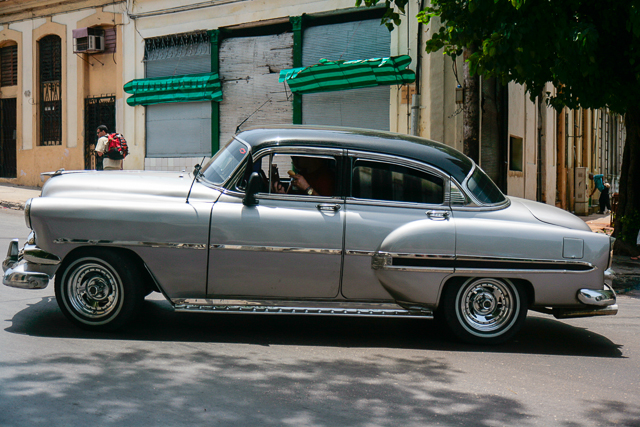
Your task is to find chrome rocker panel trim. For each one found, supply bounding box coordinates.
[172,299,434,319]
[3,239,59,290]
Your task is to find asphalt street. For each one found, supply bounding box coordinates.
[1,206,640,427]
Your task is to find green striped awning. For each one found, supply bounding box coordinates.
[279,55,415,94]
[123,72,223,106]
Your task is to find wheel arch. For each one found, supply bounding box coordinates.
[438,275,535,309]
[60,246,159,295]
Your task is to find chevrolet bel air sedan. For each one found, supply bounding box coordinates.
[3,126,617,344]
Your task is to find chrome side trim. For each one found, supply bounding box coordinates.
[53,239,207,250]
[210,244,342,255]
[455,255,594,271]
[371,252,455,272]
[370,251,594,272]
[376,252,456,260]
[345,198,448,209]
[346,250,376,256]
[172,298,433,319]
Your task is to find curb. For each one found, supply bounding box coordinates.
[0,201,25,210]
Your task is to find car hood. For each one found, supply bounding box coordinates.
[508,197,591,232]
[40,170,221,203]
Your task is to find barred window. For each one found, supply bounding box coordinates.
[0,44,17,87]
[39,35,62,146]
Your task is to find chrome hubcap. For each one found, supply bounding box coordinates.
[66,261,120,319]
[458,279,518,334]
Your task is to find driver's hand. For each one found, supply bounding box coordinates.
[272,181,286,193]
[291,174,310,191]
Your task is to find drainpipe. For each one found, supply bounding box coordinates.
[410,0,424,136]
[410,94,420,135]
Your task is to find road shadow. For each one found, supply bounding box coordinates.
[0,341,533,427]
[4,295,624,358]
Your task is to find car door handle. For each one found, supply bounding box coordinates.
[426,210,450,220]
[317,204,341,212]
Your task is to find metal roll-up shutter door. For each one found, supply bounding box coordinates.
[219,33,293,145]
[302,19,391,131]
[145,48,212,157]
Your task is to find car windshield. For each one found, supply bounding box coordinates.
[465,166,506,205]
[200,138,249,185]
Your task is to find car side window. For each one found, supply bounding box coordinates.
[256,153,338,197]
[351,159,444,205]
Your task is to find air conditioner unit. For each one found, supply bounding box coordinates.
[72,27,105,54]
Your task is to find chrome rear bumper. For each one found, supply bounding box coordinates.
[553,282,618,319]
[3,239,59,289]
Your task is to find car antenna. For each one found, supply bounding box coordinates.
[186,156,206,204]
[235,98,271,134]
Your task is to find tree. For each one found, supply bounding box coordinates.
[358,0,640,252]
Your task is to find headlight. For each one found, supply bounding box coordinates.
[24,198,32,229]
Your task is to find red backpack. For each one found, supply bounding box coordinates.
[105,133,129,160]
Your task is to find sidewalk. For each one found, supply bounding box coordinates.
[577,212,640,295]
[0,183,41,210]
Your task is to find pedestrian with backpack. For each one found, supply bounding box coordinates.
[95,125,128,170]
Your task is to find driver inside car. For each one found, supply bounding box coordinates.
[271,156,335,197]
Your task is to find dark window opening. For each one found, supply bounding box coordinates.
[39,35,62,146]
[509,136,523,172]
[0,98,17,177]
[0,44,18,87]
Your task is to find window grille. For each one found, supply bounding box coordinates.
[39,35,62,146]
[0,45,17,87]
[144,30,210,61]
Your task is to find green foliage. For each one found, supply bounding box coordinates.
[618,211,640,245]
[356,0,410,30]
[358,0,640,115]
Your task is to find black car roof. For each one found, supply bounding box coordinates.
[236,125,474,183]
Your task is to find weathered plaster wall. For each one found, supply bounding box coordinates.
[0,5,125,186]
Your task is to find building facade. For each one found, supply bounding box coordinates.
[0,0,626,217]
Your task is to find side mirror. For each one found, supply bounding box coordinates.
[243,172,262,206]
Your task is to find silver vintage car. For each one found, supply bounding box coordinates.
[3,126,617,344]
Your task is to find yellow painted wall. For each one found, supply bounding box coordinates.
[0,27,23,184]
[0,7,124,187]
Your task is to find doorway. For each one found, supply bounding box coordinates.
[84,95,115,170]
[0,98,17,178]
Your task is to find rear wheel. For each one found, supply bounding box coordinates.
[54,248,145,331]
[442,278,527,344]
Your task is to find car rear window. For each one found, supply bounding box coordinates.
[465,167,506,205]
[201,139,249,185]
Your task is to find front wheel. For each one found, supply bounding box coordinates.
[442,278,528,345]
[54,248,145,331]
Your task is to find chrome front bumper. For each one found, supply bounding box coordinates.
[3,239,60,289]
